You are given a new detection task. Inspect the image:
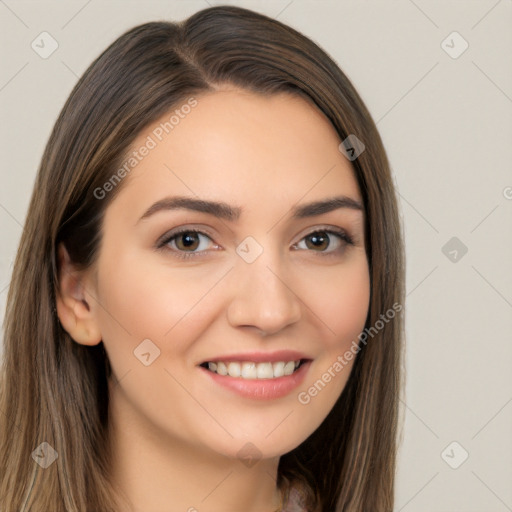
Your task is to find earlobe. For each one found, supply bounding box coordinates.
[55,243,102,346]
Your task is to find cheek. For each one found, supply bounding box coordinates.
[295,256,369,412]
[303,254,370,350]
[326,279,370,349]
[93,252,227,437]
[93,250,228,361]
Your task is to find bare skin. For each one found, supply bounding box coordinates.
[56,87,370,512]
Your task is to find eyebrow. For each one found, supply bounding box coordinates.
[137,195,363,223]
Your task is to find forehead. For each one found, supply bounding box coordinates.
[108,88,363,221]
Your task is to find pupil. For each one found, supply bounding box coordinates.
[180,232,198,249]
[308,232,328,250]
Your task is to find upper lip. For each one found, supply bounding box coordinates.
[199,350,311,365]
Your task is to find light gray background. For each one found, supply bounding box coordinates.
[1,1,511,510]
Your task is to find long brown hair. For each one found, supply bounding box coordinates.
[0,6,405,511]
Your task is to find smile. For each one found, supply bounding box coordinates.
[199,358,312,400]
[201,360,305,379]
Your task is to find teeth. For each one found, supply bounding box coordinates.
[227,362,241,377]
[284,361,295,376]
[273,361,285,378]
[256,362,273,379]
[206,360,302,379]
[216,361,228,376]
[241,362,257,379]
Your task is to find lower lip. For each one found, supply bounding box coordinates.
[199,361,312,400]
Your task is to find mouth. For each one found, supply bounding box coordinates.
[199,359,309,379]
[198,358,312,400]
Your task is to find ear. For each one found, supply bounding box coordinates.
[55,243,102,346]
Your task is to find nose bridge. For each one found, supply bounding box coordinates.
[226,235,302,334]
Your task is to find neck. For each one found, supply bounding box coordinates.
[106,383,283,512]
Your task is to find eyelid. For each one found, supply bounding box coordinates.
[156,224,356,260]
[155,225,217,247]
[295,224,353,244]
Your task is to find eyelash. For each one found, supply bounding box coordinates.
[157,226,355,261]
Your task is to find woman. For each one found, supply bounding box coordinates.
[0,5,405,511]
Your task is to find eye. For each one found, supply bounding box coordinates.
[293,228,354,255]
[157,226,354,260]
[158,228,217,259]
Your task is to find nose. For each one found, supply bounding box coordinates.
[226,249,302,336]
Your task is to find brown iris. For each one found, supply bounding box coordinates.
[305,231,329,251]
[175,232,201,251]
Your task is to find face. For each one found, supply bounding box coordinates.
[88,87,370,460]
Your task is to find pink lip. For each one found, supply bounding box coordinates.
[199,350,309,364]
[199,360,312,400]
